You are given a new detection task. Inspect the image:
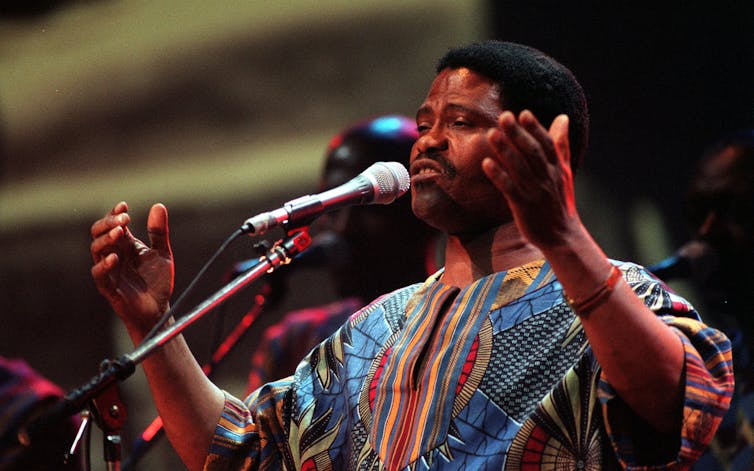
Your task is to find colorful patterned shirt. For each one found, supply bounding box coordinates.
[247,297,364,394]
[692,325,754,471]
[205,260,733,470]
[0,357,82,470]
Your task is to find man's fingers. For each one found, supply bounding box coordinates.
[501,111,545,159]
[91,253,119,293]
[111,201,128,215]
[549,114,571,166]
[492,111,542,181]
[90,225,126,264]
[147,203,172,258]
[519,110,557,164]
[482,157,513,195]
[90,208,130,240]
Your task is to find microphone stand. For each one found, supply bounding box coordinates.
[20,228,312,469]
[89,372,127,471]
[122,281,275,470]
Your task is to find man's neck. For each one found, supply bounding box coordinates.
[441,223,543,288]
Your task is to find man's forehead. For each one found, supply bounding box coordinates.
[435,66,488,84]
[416,68,502,119]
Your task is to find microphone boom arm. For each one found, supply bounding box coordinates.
[20,229,313,463]
[128,229,311,365]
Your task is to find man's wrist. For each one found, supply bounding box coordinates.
[564,265,623,316]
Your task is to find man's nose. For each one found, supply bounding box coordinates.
[696,211,719,239]
[414,126,448,154]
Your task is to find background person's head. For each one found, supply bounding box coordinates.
[315,115,439,300]
[683,130,754,317]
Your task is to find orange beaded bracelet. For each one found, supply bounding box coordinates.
[564,265,623,316]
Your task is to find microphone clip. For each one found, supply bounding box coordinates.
[242,196,324,236]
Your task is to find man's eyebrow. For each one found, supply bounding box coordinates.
[415,103,489,120]
[416,103,497,124]
[445,103,478,116]
[415,105,432,121]
[445,103,499,123]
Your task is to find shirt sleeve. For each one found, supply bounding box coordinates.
[203,288,407,471]
[203,380,294,471]
[598,264,734,470]
[203,303,366,471]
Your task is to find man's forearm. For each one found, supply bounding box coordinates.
[544,226,685,432]
[136,333,226,471]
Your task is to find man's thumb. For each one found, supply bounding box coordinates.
[147,203,172,256]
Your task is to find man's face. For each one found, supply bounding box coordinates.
[410,67,511,236]
[691,149,752,248]
[675,145,754,321]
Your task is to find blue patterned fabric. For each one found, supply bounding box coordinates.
[205,261,732,470]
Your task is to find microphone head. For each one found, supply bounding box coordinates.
[360,161,410,204]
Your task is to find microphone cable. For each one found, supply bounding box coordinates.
[139,228,244,345]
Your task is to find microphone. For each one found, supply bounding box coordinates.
[647,240,718,282]
[241,161,409,235]
[647,254,690,281]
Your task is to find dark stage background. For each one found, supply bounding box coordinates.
[492,1,754,252]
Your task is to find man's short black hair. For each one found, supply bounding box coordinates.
[437,40,590,171]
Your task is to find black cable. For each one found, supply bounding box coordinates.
[139,228,244,345]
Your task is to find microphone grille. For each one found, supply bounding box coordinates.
[364,161,410,204]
